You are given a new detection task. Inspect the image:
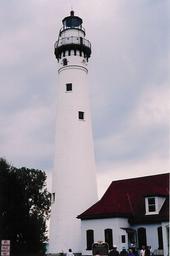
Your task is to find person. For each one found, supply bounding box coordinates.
[132,247,139,256]
[120,247,128,256]
[95,250,100,256]
[128,249,135,256]
[148,246,153,256]
[109,245,119,256]
[140,245,145,256]
[145,246,150,256]
[66,248,74,256]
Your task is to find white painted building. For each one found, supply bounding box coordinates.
[49,11,98,254]
[78,173,169,256]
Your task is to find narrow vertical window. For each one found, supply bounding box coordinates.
[157,227,163,249]
[86,230,94,250]
[137,227,147,249]
[66,83,72,91]
[121,235,126,243]
[104,229,113,249]
[78,111,84,120]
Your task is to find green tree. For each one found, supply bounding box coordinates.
[0,158,51,255]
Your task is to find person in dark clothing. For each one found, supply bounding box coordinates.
[145,246,151,256]
[128,249,135,256]
[132,247,139,256]
[120,247,128,256]
[109,245,119,256]
[66,248,74,256]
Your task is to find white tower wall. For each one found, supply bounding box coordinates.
[49,12,98,254]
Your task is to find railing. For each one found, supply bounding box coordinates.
[59,26,86,34]
[54,36,91,49]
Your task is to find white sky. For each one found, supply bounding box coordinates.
[0,0,169,198]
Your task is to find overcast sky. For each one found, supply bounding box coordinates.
[0,0,169,197]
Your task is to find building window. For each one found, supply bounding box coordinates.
[121,235,126,243]
[78,111,84,120]
[63,58,68,66]
[157,227,163,249]
[148,197,156,212]
[104,229,113,249]
[137,228,147,249]
[146,197,166,215]
[66,83,72,91]
[145,197,159,214]
[86,230,94,250]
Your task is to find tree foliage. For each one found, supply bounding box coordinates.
[0,158,51,255]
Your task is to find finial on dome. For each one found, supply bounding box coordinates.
[70,10,74,16]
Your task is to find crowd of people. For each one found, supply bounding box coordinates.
[64,245,156,256]
[65,245,153,256]
[108,245,152,256]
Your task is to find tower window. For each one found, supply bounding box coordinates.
[66,83,72,91]
[63,58,68,66]
[78,111,84,120]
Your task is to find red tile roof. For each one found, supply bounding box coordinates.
[77,173,169,224]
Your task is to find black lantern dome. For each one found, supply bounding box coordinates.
[62,10,83,29]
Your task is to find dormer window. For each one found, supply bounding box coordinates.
[145,197,157,214]
[148,197,156,212]
[145,196,166,215]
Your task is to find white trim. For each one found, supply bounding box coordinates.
[145,196,166,215]
[58,65,88,74]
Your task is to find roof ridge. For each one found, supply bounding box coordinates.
[110,172,169,184]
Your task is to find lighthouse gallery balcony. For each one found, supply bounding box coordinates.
[54,36,91,60]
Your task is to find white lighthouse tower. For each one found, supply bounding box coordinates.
[49,11,98,254]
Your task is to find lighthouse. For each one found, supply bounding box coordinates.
[49,11,98,253]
